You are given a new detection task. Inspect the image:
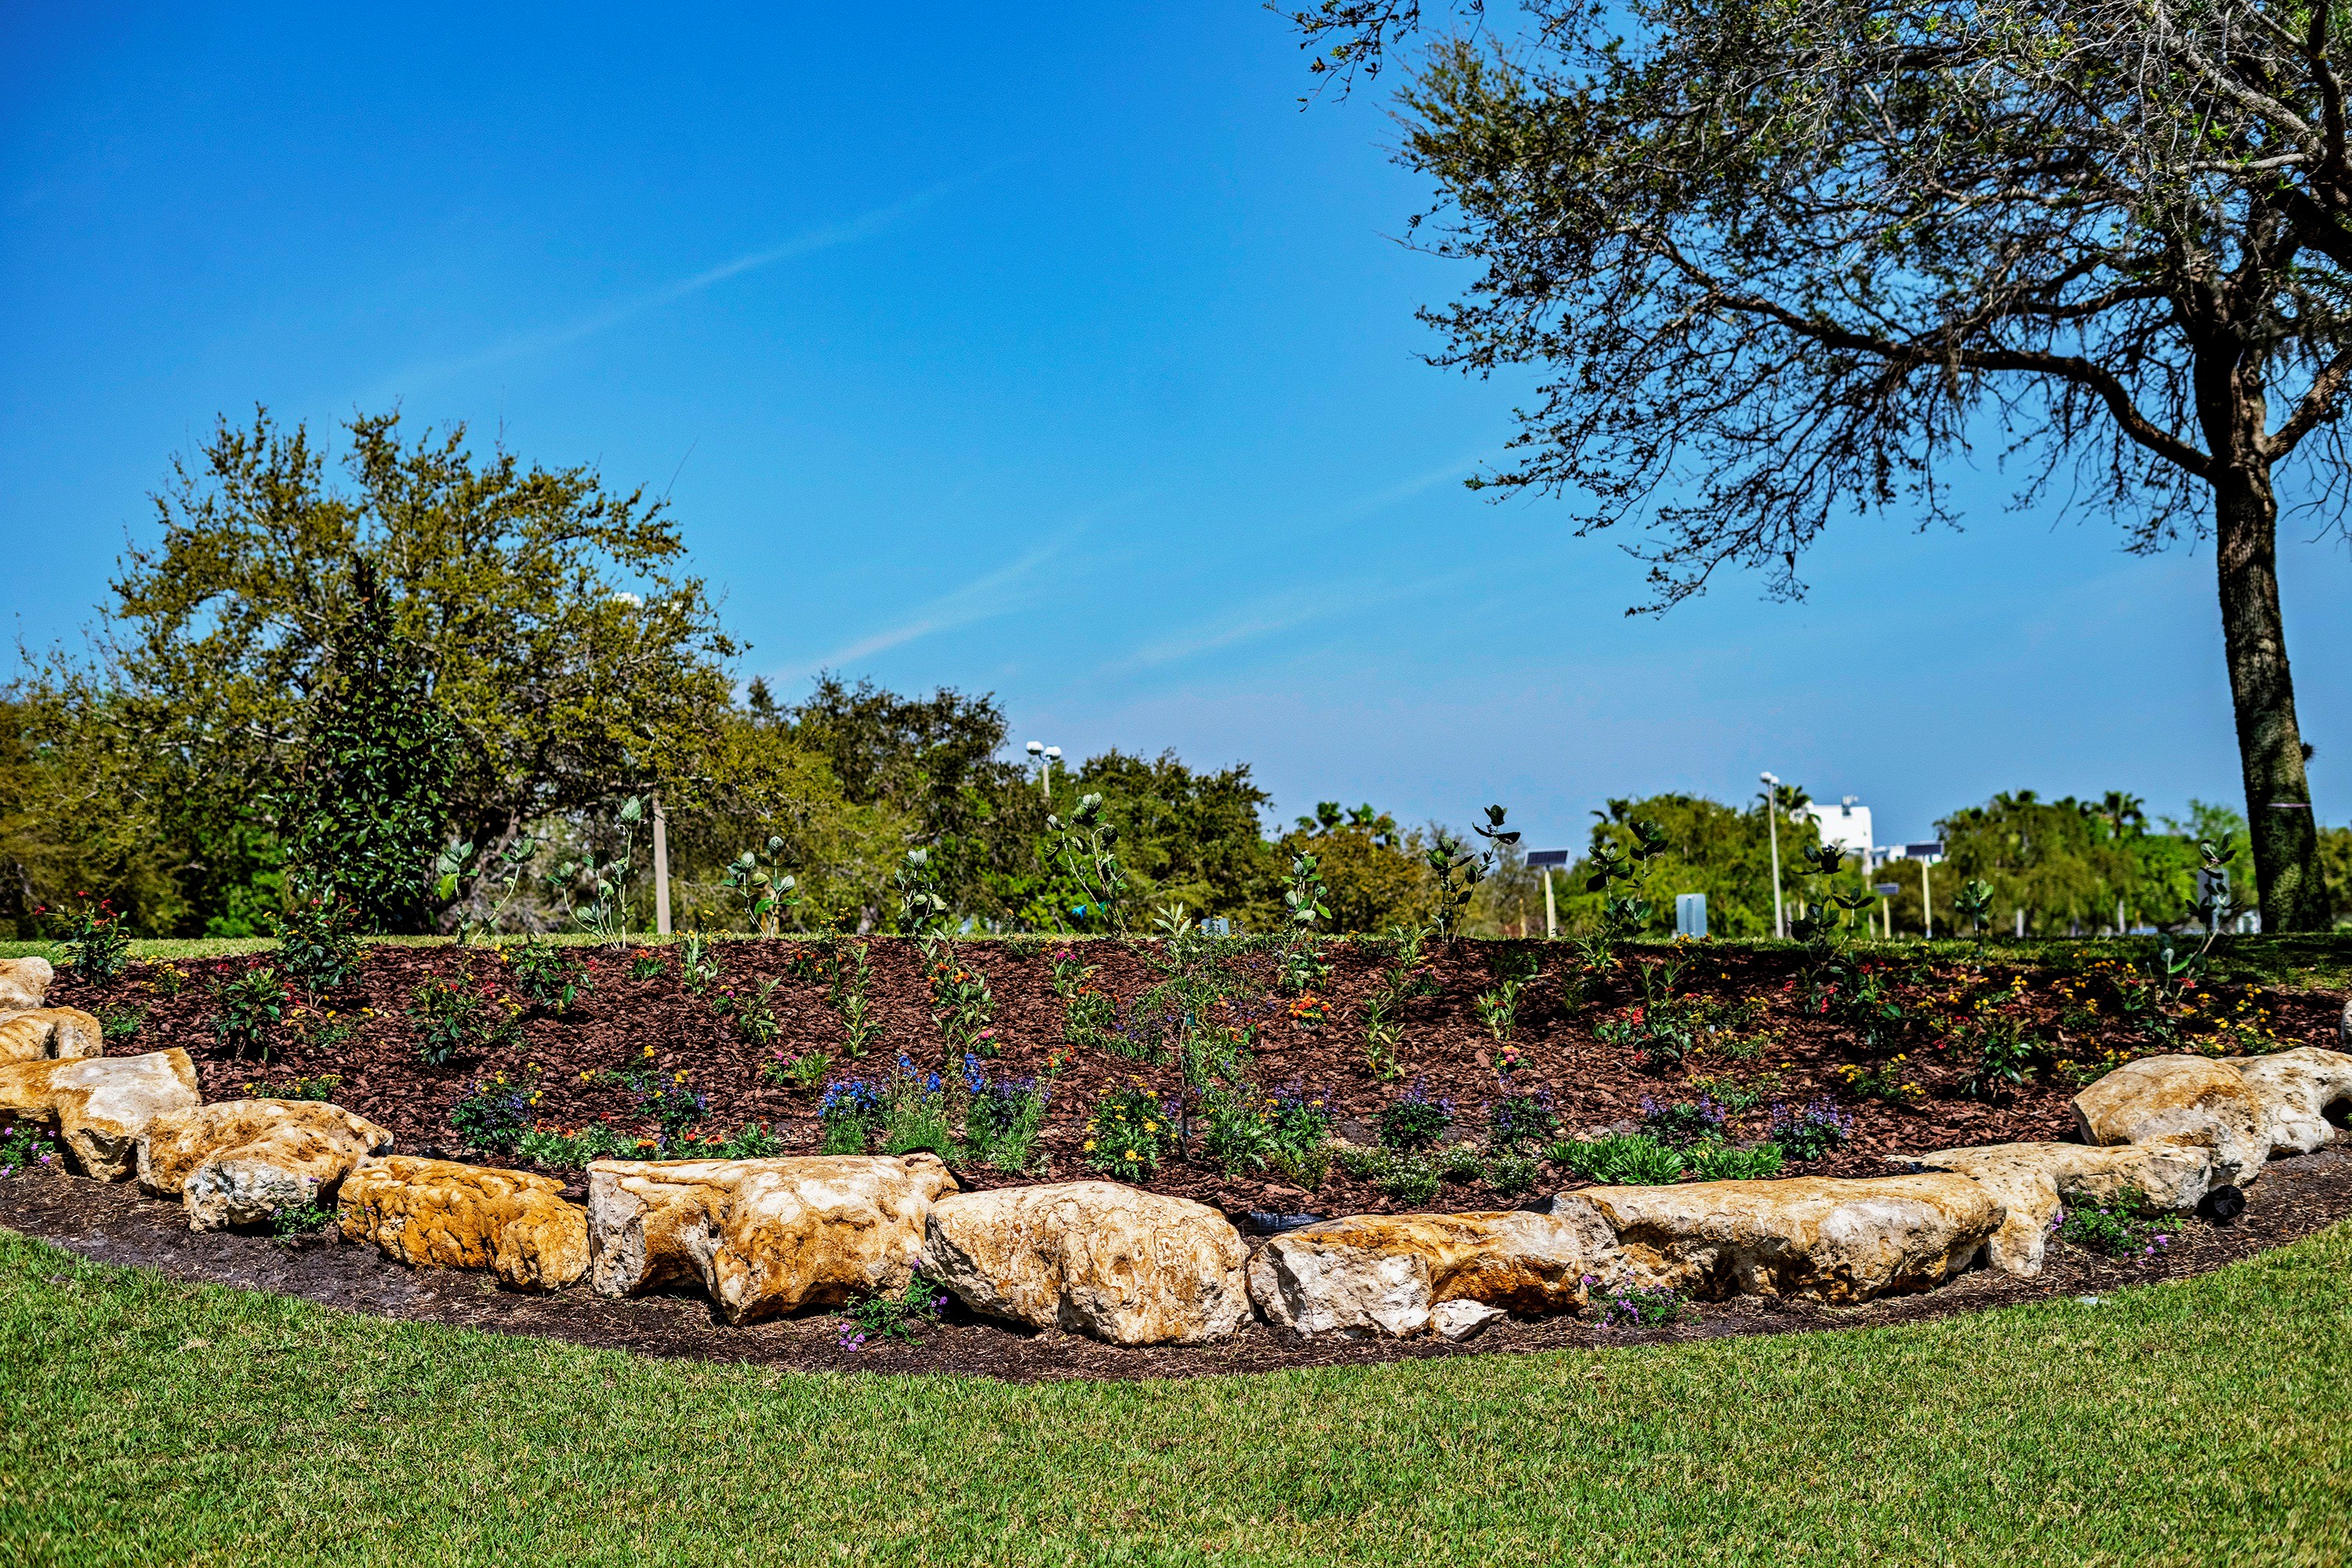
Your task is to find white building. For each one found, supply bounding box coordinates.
[1799,797,1873,860]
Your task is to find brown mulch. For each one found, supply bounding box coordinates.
[44,938,2349,1218]
[2,1145,2348,1382]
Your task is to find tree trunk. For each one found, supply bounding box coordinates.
[2210,464,2326,931]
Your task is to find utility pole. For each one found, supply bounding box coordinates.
[652,793,672,937]
[1543,867,1557,938]
[1921,857,1933,942]
[1760,771,1785,939]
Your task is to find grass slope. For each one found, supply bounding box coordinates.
[2,1227,2348,1566]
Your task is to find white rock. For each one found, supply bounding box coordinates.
[138,1099,394,1231]
[1578,1174,2002,1302]
[2073,1054,2269,1186]
[0,957,54,1014]
[2226,1047,2352,1156]
[0,1007,103,1064]
[1247,1206,1621,1338]
[1429,1298,1506,1341]
[588,1154,956,1323]
[922,1181,1250,1346]
[0,1049,201,1180]
[1893,1142,2210,1276]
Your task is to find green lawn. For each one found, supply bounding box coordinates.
[2,1225,2347,1566]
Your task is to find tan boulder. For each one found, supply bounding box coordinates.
[339,1156,586,1290]
[922,1181,1250,1345]
[0,1048,200,1180]
[0,956,53,1014]
[137,1099,394,1231]
[1892,1142,2211,1277]
[2073,1054,2269,1185]
[588,1153,956,1323]
[1578,1174,2000,1303]
[2226,1047,2352,1156]
[1247,1204,1621,1338]
[0,1007,103,1064]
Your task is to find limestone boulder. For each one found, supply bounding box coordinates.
[2226,1047,2352,1156]
[138,1099,394,1231]
[1247,1204,1622,1338]
[339,1156,587,1290]
[0,1007,102,1064]
[0,1048,200,1180]
[0,956,53,1014]
[2073,1054,2269,1185]
[922,1181,1250,1345]
[1578,1174,2000,1303]
[1892,1142,2211,1277]
[588,1153,956,1323]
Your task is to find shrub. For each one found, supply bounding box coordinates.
[509,940,589,1015]
[2052,1186,2183,1259]
[962,1055,1050,1172]
[1202,1084,1281,1175]
[636,1069,709,1154]
[42,893,130,985]
[97,1007,143,1044]
[1642,1097,1729,1148]
[927,949,999,1057]
[1378,1080,1454,1151]
[1486,1091,1559,1149]
[245,1073,343,1102]
[273,888,363,995]
[716,1121,786,1160]
[1084,1081,1170,1182]
[406,976,518,1066]
[1593,1280,1697,1329]
[1961,1018,2038,1102]
[1485,1151,1541,1194]
[1766,1099,1856,1162]
[817,1080,882,1155]
[1065,985,1122,1053]
[517,1121,631,1167]
[1830,1058,1926,1106]
[1691,1142,1785,1181]
[1266,1082,1337,1189]
[725,978,784,1047]
[210,964,291,1061]
[449,1069,540,1155]
[761,1049,832,1091]
[629,953,666,982]
[1546,1134,1685,1185]
[267,1184,336,1238]
[0,1123,60,1178]
[879,1055,954,1158]
[837,1273,949,1351]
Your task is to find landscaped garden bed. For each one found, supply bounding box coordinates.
[34,934,2346,1216]
[6,933,2348,1376]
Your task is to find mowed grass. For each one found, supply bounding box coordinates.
[2,1227,2347,1566]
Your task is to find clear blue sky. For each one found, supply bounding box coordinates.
[5,2,2346,852]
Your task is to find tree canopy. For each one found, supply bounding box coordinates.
[1291,0,2344,928]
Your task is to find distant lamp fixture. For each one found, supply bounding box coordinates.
[1031,741,1062,800]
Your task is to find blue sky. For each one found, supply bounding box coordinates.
[5,2,2346,853]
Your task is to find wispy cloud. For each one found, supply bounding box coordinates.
[1108,568,1473,676]
[766,528,1091,685]
[371,176,975,396]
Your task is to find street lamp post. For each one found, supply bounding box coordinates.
[1026,741,1062,802]
[1760,771,1785,940]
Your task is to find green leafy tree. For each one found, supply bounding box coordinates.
[274,559,456,930]
[1280,805,1436,933]
[1294,0,2341,928]
[64,407,735,932]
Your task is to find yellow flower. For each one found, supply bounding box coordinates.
[1123,1149,1138,1160]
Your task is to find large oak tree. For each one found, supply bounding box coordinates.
[1290,0,2347,928]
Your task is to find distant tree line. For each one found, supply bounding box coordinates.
[2,409,2345,938]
